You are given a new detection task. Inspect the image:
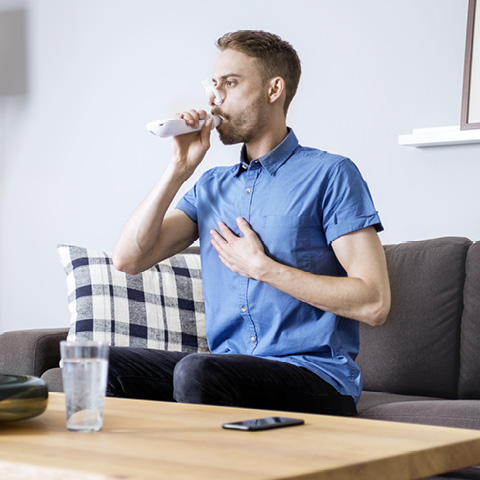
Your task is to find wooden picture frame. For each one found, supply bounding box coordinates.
[461,0,480,130]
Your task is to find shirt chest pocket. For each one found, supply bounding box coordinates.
[258,215,313,271]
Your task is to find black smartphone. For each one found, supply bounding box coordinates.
[222,416,304,431]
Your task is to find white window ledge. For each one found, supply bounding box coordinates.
[399,126,480,147]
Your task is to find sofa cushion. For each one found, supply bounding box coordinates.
[357,237,471,399]
[459,241,480,398]
[358,399,480,430]
[357,391,439,413]
[57,245,209,353]
[41,368,63,393]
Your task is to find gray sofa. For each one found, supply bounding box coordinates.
[2,237,480,430]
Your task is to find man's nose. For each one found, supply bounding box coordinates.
[211,89,223,106]
[202,79,223,106]
[207,90,217,106]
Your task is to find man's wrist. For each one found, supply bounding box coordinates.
[254,254,282,283]
[163,161,191,187]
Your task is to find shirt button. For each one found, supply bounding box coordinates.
[242,164,247,170]
[241,306,247,312]
[251,337,256,342]
[245,188,251,194]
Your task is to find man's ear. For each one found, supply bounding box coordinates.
[267,77,286,105]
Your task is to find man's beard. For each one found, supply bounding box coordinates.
[212,94,267,146]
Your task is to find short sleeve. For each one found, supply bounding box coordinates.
[322,159,383,244]
[176,183,199,224]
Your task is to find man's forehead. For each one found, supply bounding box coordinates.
[212,49,259,80]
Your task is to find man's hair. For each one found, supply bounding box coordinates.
[216,30,301,115]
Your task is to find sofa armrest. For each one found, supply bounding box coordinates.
[0,327,68,378]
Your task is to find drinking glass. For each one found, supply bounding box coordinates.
[60,340,109,432]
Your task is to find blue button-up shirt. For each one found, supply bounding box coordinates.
[176,129,382,403]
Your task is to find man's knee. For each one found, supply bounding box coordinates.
[106,347,186,401]
[173,354,231,405]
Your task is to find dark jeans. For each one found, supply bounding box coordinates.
[106,347,357,416]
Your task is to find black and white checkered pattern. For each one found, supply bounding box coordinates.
[57,245,208,353]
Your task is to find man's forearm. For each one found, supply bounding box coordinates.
[255,257,389,326]
[112,166,187,274]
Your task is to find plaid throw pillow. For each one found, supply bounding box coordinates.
[57,245,209,353]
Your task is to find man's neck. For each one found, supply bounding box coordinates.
[244,124,289,163]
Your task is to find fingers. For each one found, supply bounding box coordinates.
[209,223,235,260]
[236,217,252,235]
[210,222,233,245]
[210,227,224,244]
[201,117,213,144]
[211,218,251,243]
[176,109,208,128]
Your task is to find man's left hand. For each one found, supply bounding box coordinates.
[210,217,267,279]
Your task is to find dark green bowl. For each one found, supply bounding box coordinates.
[0,374,48,422]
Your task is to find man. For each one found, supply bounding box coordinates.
[108,30,390,416]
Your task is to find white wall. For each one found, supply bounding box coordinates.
[0,0,478,333]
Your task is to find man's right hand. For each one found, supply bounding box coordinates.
[169,109,214,182]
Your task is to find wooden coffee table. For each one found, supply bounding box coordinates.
[1,393,480,479]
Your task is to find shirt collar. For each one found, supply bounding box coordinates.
[235,128,299,176]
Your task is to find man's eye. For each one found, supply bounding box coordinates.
[226,80,236,87]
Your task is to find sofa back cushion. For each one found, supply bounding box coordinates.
[357,237,471,399]
[459,241,480,398]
